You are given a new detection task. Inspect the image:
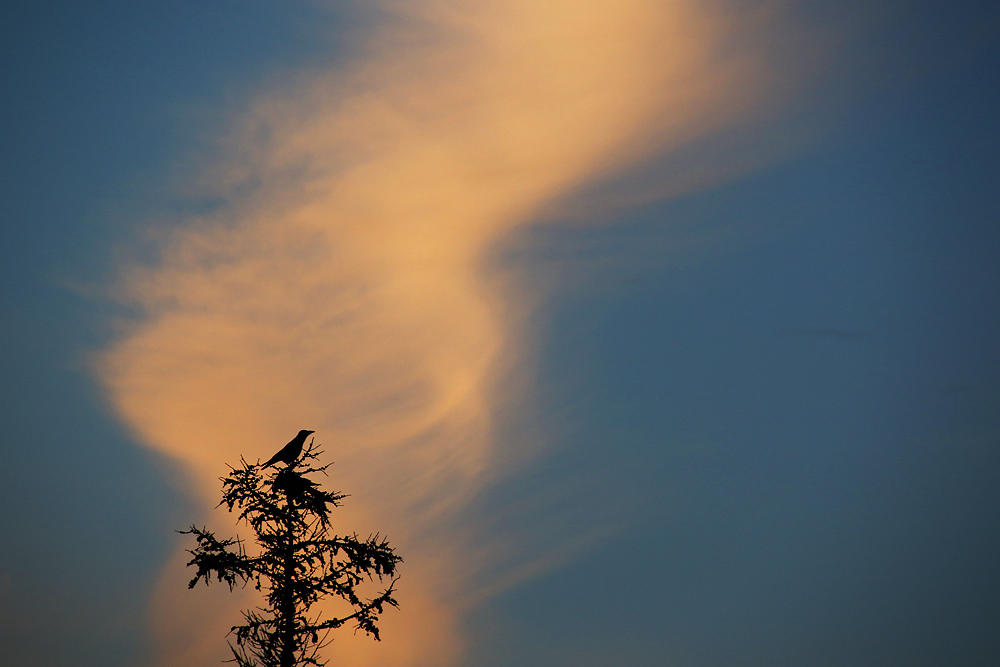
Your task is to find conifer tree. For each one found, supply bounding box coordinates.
[181,438,401,667]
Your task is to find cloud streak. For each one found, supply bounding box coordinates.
[98,1,818,664]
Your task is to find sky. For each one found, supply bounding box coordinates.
[1,1,998,666]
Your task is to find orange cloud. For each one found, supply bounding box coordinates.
[99,1,816,664]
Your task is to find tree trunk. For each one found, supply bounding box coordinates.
[280,490,296,667]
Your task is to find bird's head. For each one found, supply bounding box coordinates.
[299,429,315,436]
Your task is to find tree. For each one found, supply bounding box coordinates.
[181,438,401,667]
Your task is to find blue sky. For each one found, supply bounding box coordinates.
[1,2,998,666]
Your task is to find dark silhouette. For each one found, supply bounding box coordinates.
[263,429,315,467]
[181,437,400,667]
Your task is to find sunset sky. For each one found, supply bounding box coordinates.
[1,1,999,666]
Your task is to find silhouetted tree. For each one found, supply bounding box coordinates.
[181,437,401,667]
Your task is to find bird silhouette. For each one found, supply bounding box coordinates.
[263,429,315,467]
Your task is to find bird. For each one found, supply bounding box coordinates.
[263,429,315,467]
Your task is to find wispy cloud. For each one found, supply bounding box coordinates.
[98,1,821,664]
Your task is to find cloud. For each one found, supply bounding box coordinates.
[97,1,821,664]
